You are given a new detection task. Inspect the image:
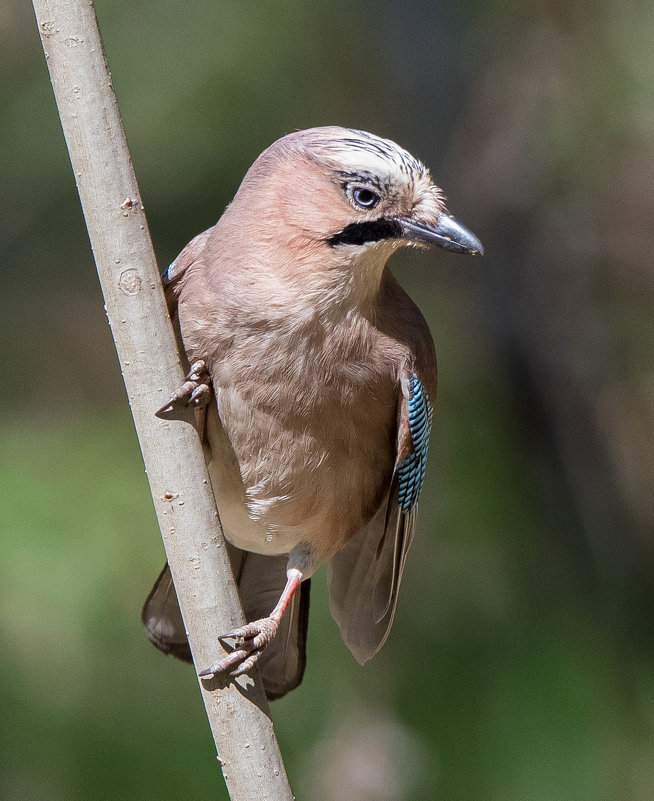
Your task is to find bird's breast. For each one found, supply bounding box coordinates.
[203,328,400,564]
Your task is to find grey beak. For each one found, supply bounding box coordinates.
[398,213,484,255]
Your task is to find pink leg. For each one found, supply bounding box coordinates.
[199,568,303,679]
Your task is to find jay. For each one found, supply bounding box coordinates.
[143,127,483,699]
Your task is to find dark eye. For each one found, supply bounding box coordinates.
[351,187,380,209]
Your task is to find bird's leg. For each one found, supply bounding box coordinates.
[155,359,212,418]
[199,568,304,679]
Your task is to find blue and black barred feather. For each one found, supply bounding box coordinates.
[161,260,176,286]
[397,374,432,512]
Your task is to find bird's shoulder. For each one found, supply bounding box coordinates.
[162,228,212,312]
[375,268,437,399]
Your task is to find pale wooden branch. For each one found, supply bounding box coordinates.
[31,2,294,799]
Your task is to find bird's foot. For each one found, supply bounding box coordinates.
[198,617,279,679]
[155,360,212,418]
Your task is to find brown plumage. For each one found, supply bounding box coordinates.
[142,127,483,698]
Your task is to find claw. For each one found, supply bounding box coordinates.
[199,617,279,679]
[189,384,211,406]
[199,647,251,677]
[156,360,212,418]
[230,651,263,677]
[186,360,208,382]
[199,571,303,683]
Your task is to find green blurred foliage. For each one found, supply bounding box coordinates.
[2,1,654,799]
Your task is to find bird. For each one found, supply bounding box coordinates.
[142,126,483,699]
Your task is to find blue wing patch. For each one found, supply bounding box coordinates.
[397,374,433,512]
[161,260,176,286]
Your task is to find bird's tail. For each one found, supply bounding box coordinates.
[142,545,310,700]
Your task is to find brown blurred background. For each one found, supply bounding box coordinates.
[2,1,654,799]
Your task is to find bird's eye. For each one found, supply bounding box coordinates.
[351,186,380,209]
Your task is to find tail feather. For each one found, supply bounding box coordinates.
[141,563,192,662]
[328,486,415,665]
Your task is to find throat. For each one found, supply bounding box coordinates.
[329,240,400,314]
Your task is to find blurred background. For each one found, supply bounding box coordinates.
[2,0,654,798]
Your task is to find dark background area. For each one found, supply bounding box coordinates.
[2,1,654,799]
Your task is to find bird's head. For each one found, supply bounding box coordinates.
[221,127,482,307]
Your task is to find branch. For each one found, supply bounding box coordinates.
[31,2,294,799]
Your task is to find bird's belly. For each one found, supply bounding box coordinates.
[204,384,395,564]
[203,407,292,556]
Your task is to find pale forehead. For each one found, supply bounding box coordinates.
[293,128,429,184]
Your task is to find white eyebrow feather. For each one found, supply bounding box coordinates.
[299,128,429,184]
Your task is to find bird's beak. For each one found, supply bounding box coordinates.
[397,214,484,255]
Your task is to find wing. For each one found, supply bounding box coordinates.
[141,232,213,660]
[328,372,433,664]
[161,228,212,315]
[147,225,311,699]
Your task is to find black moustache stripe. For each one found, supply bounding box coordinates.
[328,218,403,247]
